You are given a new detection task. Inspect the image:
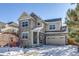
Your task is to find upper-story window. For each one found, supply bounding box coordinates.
[49,25,55,30]
[22,21,28,27]
[38,22,40,25]
[22,32,28,39]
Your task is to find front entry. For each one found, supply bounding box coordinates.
[39,32,45,45]
[33,32,38,44]
[33,32,44,46]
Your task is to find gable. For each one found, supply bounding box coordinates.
[18,12,32,21]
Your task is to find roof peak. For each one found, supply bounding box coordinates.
[30,12,42,20]
[19,11,31,20]
[21,12,29,16]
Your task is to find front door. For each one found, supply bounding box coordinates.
[33,32,38,44]
[39,32,44,45]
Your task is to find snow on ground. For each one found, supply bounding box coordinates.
[0,45,79,56]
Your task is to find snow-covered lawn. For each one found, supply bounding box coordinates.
[0,45,79,56]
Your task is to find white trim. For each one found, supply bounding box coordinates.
[20,18,30,21]
[49,24,56,31]
[32,27,43,32]
[32,31,40,46]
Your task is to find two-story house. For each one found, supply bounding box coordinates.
[18,12,68,47]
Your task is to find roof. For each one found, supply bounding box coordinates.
[30,12,47,24]
[32,27,43,32]
[1,26,18,31]
[30,12,42,20]
[45,18,61,22]
[7,22,18,27]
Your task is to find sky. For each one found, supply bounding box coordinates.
[0,3,76,24]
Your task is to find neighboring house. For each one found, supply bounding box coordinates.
[18,12,68,47]
[0,22,6,32]
[1,22,19,34]
[7,22,18,28]
[0,22,19,47]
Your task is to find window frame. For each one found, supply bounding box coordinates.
[49,25,55,30]
[22,20,28,27]
[21,32,28,39]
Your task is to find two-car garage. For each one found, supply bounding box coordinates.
[46,35,66,45]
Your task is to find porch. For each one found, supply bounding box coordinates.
[31,27,45,47]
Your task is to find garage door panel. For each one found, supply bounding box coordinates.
[46,36,66,45]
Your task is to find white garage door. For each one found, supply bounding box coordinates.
[46,36,66,45]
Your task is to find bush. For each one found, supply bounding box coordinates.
[68,38,76,45]
[75,35,79,43]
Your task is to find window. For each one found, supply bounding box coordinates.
[38,23,40,25]
[49,25,55,29]
[22,21,28,27]
[22,32,28,39]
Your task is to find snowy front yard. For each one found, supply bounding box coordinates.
[0,45,79,56]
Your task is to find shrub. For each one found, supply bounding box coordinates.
[68,38,76,45]
[75,35,79,43]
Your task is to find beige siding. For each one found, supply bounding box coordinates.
[45,21,62,31]
[37,20,43,27]
[19,17,31,47]
[30,19,36,29]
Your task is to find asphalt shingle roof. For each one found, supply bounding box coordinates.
[45,18,61,22]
